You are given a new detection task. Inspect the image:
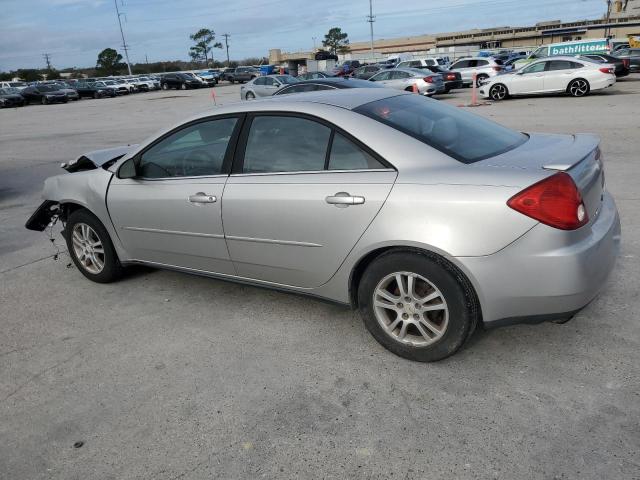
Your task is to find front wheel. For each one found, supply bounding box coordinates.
[245,91,255,100]
[181,83,187,90]
[568,78,590,97]
[162,83,168,90]
[489,83,508,101]
[358,251,478,362]
[41,97,48,105]
[65,209,123,283]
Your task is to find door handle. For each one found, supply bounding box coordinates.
[188,192,217,204]
[325,192,365,207]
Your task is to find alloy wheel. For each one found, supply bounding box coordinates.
[490,84,507,100]
[570,79,589,97]
[71,223,105,274]
[373,271,449,347]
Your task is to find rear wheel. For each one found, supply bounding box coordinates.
[181,83,187,90]
[93,91,100,99]
[358,251,478,362]
[162,83,168,90]
[65,209,123,283]
[489,83,508,101]
[568,78,590,97]
[41,97,48,105]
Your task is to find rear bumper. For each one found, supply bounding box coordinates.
[444,80,463,90]
[460,192,621,326]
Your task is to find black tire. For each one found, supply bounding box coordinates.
[93,91,100,99]
[568,78,590,97]
[41,97,48,105]
[162,83,168,90]
[489,83,509,101]
[181,83,187,90]
[476,74,489,87]
[357,250,478,362]
[65,209,123,283]
[245,91,255,100]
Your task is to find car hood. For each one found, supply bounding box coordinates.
[62,144,139,173]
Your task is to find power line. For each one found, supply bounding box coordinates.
[367,0,375,56]
[113,0,132,75]
[222,33,231,66]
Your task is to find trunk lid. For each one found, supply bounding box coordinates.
[476,133,604,222]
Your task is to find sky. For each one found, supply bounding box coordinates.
[0,0,609,71]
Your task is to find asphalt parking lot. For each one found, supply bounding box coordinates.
[1,79,639,479]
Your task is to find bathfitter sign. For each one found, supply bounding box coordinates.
[550,39,609,56]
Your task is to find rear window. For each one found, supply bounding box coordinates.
[354,94,527,164]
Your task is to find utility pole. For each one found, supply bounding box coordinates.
[43,53,52,70]
[222,33,231,66]
[113,0,132,75]
[312,36,317,51]
[367,0,376,58]
[604,0,612,38]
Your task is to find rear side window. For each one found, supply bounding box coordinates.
[243,116,331,173]
[328,133,384,170]
[548,60,580,71]
[355,95,526,164]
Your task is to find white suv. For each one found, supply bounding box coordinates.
[449,57,504,87]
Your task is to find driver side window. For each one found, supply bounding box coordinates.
[522,62,546,74]
[138,118,237,178]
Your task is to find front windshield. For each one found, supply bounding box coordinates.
[37,85,58,92]
[103,80,116,85]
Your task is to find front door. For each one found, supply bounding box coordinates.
[510,60,547,94]
[108,116,241,274]
[222,114,397,288]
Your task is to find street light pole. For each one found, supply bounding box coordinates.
[367,0,375,57]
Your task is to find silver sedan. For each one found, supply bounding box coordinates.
[26,89,620,361]
[240,74,298,100]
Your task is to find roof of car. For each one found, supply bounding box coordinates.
[293,77,380,87]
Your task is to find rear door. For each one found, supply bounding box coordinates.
[108,115,243,274]
[544,60,581,92]
[222,113,397,288]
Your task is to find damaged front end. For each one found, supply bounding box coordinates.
[61,144,137,173]
[25,200,61,231]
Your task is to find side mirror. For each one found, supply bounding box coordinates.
[117,158,137,179]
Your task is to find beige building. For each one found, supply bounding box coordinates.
[269,6,640,69]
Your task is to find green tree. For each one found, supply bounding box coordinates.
[96,48,124,75]
[322,27,350,55]
[189,28,223,66]
[15,69,42,82]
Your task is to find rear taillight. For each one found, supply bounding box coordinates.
[507,172,588,230]
[599,67,614,74]
[423,76,434,83]
[446,73,456,80]
[623,59,630,68]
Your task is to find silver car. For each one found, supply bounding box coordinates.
[368,68,445,96]
[449,57,504,86]
[240,75,299,100]
[26,89,620,362]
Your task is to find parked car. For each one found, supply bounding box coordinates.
[0,81,28,91]
[0,87,26,107]
[581,53,630,77]
[220,68,235,81]
[227,66,260,84]
[421,66,463,92]
[94,80,128,95]
[480,57,616,101]
[368,68,445,96]
[21,85,68,105]
[274,77,384,96]
[333,60,361,76]
[194,71,219,85]
[352,65,383,80]
[116,78,138,93]
[160,73,203,90]
[51,82,80,101]
[397,58,443,69]
[132,76,160,91]
[297,71,336,80]
[74,81,118,99]
[240,74,299,100]
[26,89,620,362]
[503,55,528,70]
[612,48,640,72]
[449,57,504,86]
